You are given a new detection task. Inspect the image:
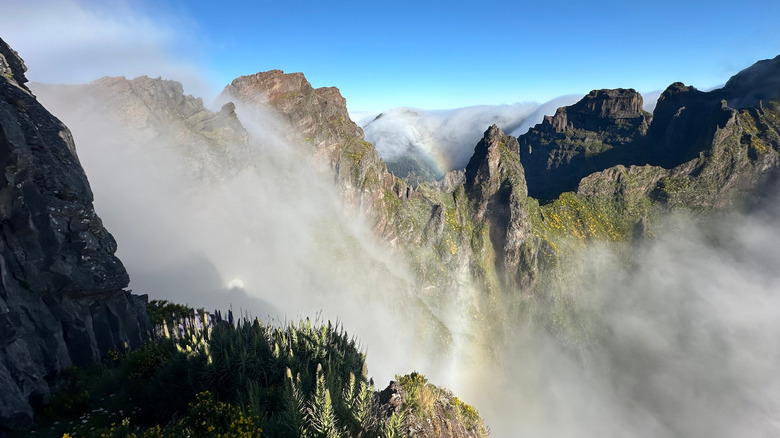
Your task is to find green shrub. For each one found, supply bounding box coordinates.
[172,391,261,437]
[32,305,473,438]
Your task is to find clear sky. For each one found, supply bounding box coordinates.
[2,0,780,112]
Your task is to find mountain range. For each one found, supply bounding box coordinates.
[2,33,780,435]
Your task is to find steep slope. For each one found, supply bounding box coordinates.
[222,70,401,237]
[640,60,780,208]
[33,76,250,178]
[0,39,150,432]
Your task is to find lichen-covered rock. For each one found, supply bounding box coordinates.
[33,75,250,179]
[0,38,150,432]
[378,376,489,438]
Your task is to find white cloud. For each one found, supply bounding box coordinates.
[361,103,539,175]
[0,0,216,99]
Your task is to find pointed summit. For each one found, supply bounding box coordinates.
[465,125,537,290]
[465,124,526,220]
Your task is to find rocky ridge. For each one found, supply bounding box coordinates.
[218,57,780,342]
[10,48,780,435]
[0,38,151,431]
[518,88,652,199]
[33,76,250,179]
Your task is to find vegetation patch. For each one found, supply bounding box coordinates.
[395,372,488,438]
[24,302,451,438]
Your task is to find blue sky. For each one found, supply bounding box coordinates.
[2,0,780,111]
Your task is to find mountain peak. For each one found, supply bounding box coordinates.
[221,69,364,164]
[519,89,651,200]
[465,124,525,219]
[543,88,648,133]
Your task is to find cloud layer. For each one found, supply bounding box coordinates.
[1,0,215,98]
[469,206,780,437]
[358,103,538,176]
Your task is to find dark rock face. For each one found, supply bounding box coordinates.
[642,66,780,209]
[220,70,399,234]
[720,54,780,109]
[466,125,537,290]
[547,88,648,133]
[645,82,727,168]
[518,88,652,199]
[0,38,150,432]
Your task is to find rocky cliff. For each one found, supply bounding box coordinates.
[465,125,537,290]
[0,38,150,432]
[221,70,397,220]
[518,88,652,199]
[13,51,780,435]
[509,56,780,281]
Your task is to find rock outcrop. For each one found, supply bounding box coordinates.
[518,89,652,199]
[221,70,363,170]
[0,38,150,432]
[378,378,488,438]
[221,70,396,232]
[465,125,537,290]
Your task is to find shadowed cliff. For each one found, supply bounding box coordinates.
[0,38,151,432]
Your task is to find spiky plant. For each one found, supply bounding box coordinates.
[307,363,340,438]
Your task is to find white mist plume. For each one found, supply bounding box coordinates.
[359,104,538,173]
[33,77,780,437]
[32,80,476,387]
[469,207,780,437]
[641,90,663,113]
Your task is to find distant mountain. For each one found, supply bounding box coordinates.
[12,40,780,435]
[358,104,538,184]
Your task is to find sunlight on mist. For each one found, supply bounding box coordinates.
[33,80,780,438]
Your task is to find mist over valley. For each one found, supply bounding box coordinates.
[2,3,780,434]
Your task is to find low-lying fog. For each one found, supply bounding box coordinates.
[35,83,780,438]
